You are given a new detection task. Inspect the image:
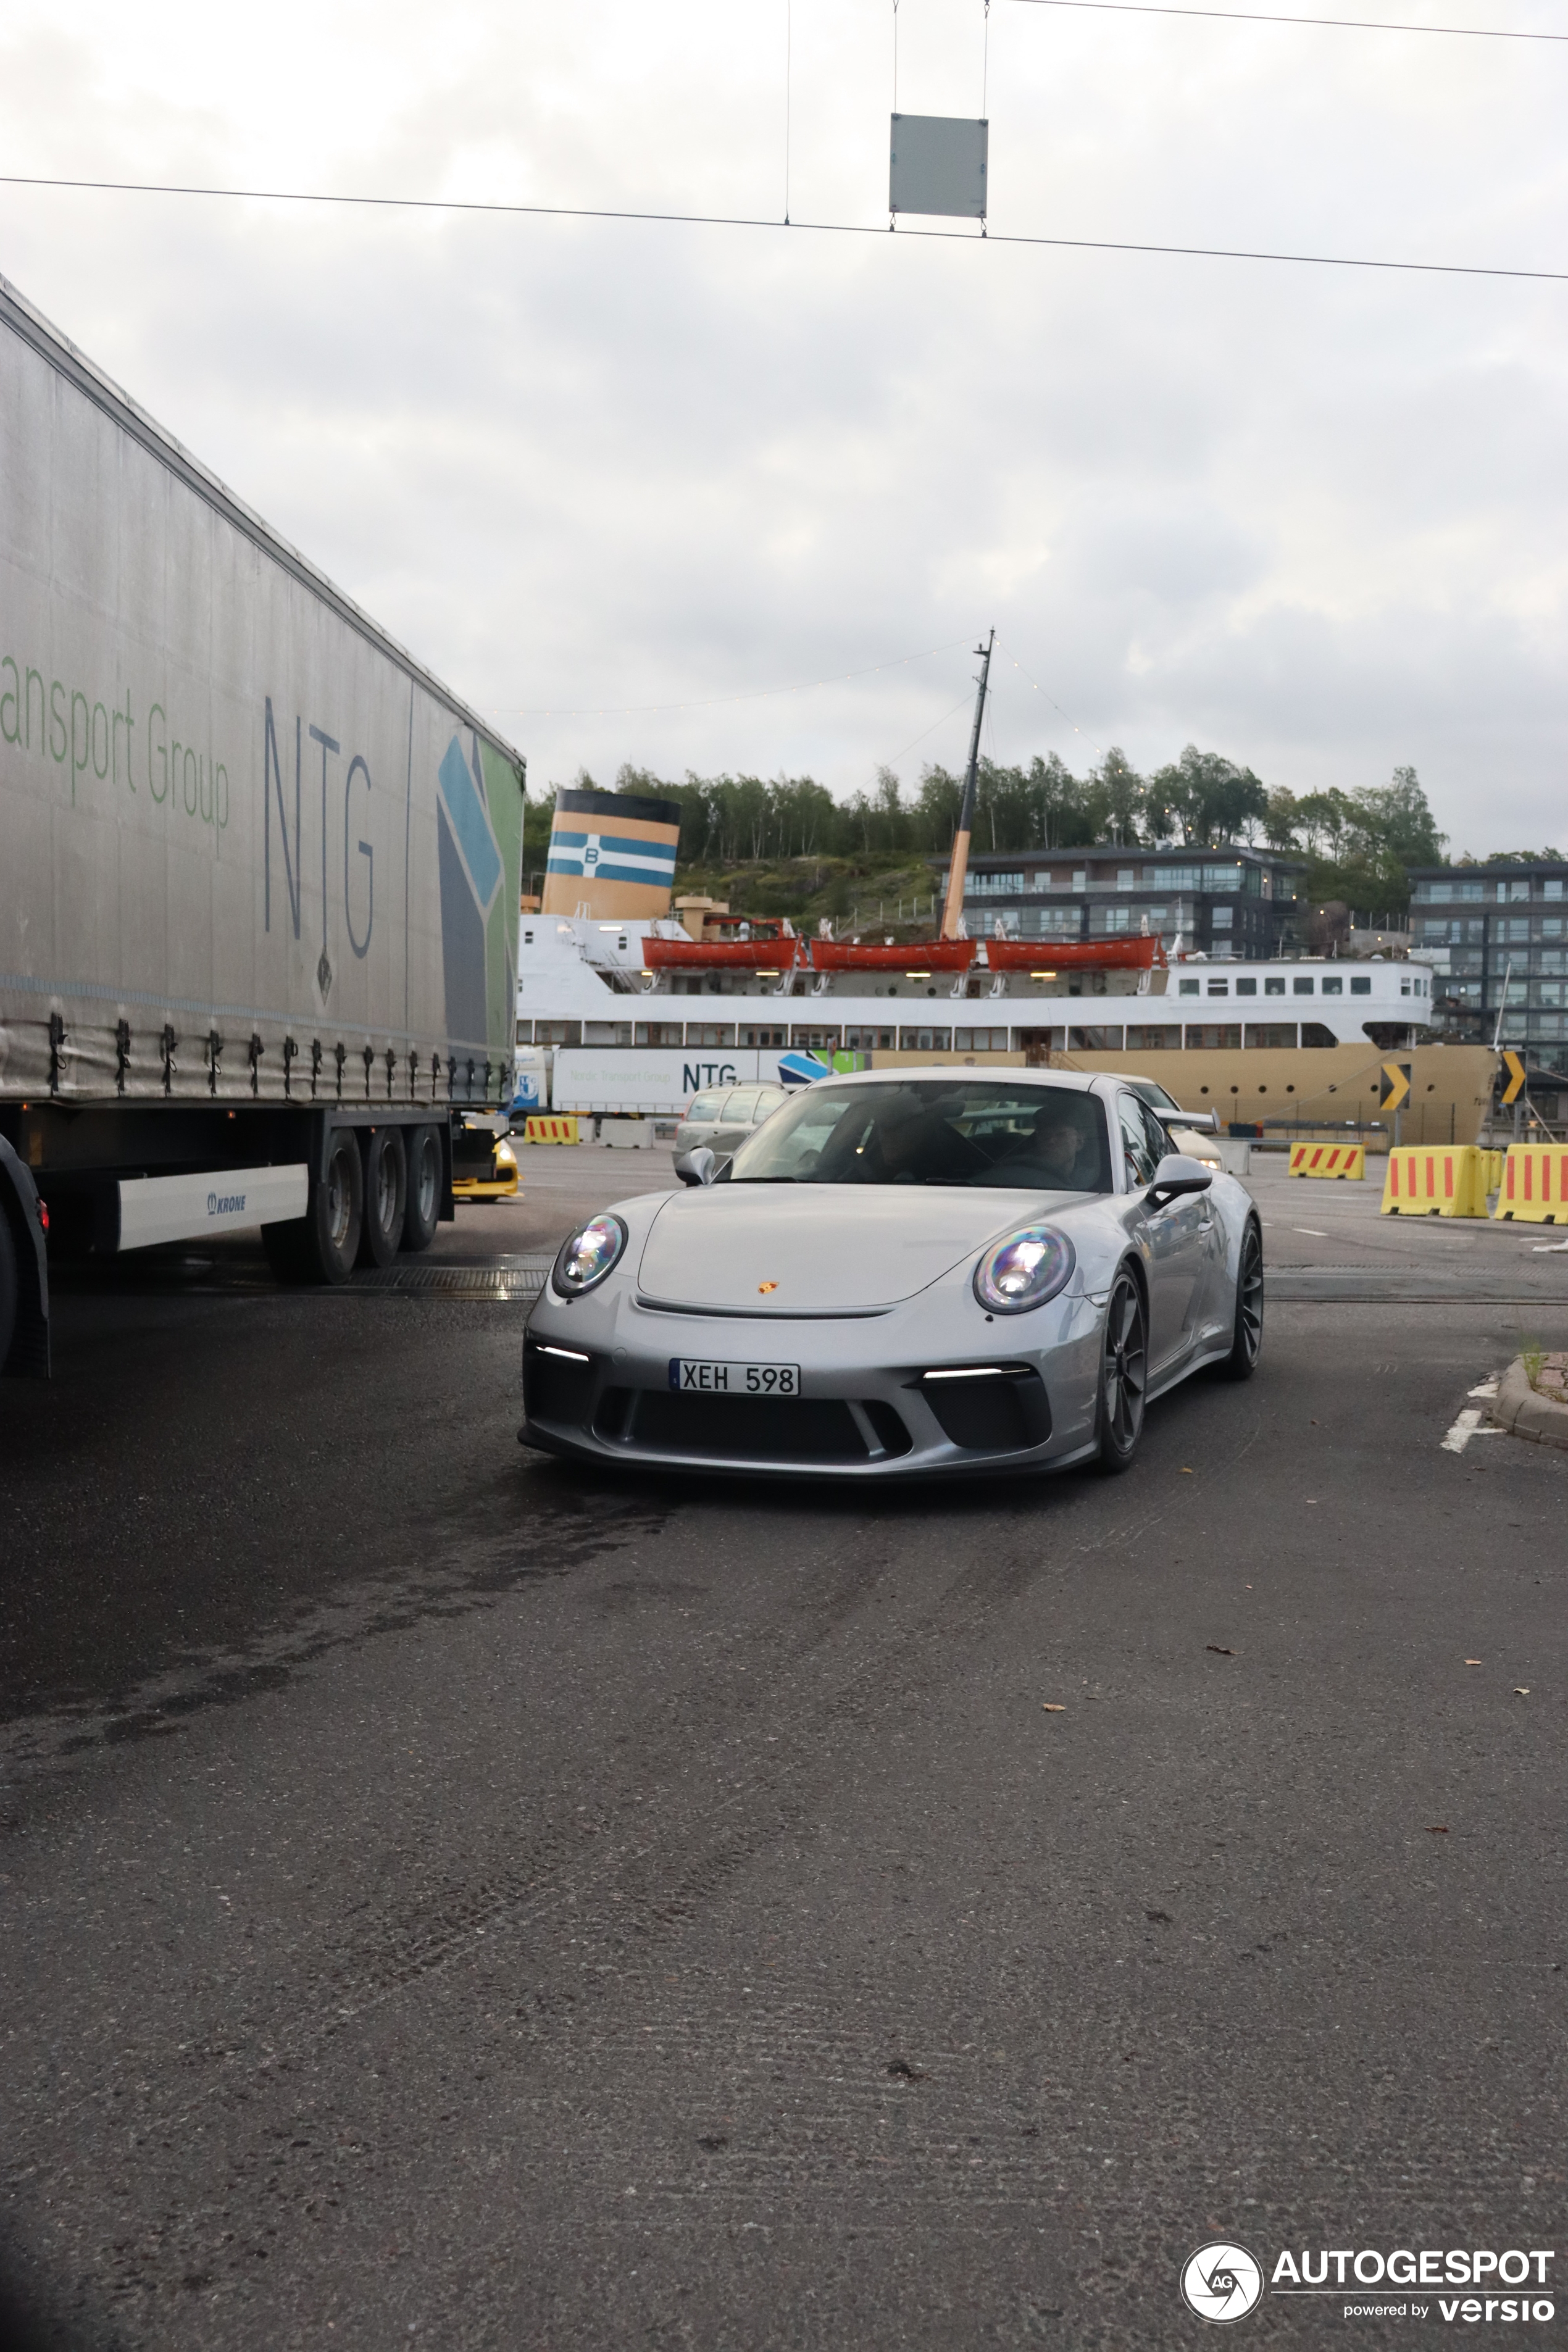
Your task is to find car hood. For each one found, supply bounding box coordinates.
[636,1183,1083,1313]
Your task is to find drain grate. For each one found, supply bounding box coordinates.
[351,1261,548,1300]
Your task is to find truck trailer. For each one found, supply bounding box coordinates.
[0,272,525,1375]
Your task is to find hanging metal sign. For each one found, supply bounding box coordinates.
[889,114,989,220]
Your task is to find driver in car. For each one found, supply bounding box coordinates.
[995,1102,1100,1189]
[857,1090,982,1185]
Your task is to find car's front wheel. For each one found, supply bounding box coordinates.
[1093,1268,1148,1473]
[1216,1217,1264,1380]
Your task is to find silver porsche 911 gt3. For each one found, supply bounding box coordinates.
[520,1069,1262,1480]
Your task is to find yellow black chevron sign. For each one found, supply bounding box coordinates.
[1378,1061,1412,1112]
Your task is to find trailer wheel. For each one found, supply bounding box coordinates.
[0,1211,17,1374]
[357,1128,407,1269]
[402,1124,441,1253]
[309,1128,364,1283]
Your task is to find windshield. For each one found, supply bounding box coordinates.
[1128,1078,1182,1116]
[724,1080,1112,1190]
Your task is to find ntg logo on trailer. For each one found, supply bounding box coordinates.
[435,733,504,1049]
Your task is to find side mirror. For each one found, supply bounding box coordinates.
[1168,1107,1219,1133]
[673,1146,717,1188]
[1146,1153,1214,1207]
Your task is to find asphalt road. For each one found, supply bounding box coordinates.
[1,1150,1565,2350]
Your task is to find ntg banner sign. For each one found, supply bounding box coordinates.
[548,1046,860,1114]
[551,1048,777,1114]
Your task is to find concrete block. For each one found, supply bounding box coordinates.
[1489,1357,1568,1450]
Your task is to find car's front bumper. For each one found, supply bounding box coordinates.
[520,1277,1107,1480]
[453,1172,520,1200]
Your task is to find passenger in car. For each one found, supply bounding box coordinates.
[990,1103,1108,1191]
[855,1091,986,1185]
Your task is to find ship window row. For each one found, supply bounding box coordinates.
[518,1019,1366,1053]
[1174,972,1422,998]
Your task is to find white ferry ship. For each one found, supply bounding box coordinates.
[512,788,1469,1138]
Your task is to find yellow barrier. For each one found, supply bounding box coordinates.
[1482,1149,1505,1196]
[1495,1144,1568,1224]
[522,1115,580,1145]
[1380,1145,1487,1218]
[1289,1142,1366,1180]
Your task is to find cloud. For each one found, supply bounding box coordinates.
[0,0,1562,848]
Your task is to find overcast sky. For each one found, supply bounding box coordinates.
[1,0,1562,852]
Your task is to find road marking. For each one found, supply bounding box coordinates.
[1294,1228,1328,1237]
[1441,1407,1505,1453]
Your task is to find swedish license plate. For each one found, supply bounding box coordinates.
[669,1357,801,1396]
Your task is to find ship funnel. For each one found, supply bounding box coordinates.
[540,786,682,920]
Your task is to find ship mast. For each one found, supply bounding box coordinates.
[938,628,995,940]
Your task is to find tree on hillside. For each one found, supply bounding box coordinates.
[1354,767,1447,869]
[1263,787,1300,852]
[1146,746,1267,848]
[546,745,1445,906]
[1029,752,1095,848]
[1089,748,1145,846]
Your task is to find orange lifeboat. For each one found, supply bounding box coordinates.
[982,936,1164,974]
[643,936,803,972]
[807,939,977,974]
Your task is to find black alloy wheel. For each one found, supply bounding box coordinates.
[1217,1217,1264,1381]
[1095,1269,1148,1473]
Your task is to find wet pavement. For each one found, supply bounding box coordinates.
[1,1146,1564,2349]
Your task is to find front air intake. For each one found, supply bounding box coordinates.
[922,1369,1050,1452]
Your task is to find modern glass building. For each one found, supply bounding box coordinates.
[1407,861,1568,1072]
[935,844,1307,959]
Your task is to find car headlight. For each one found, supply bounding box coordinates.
[974,1224,1076,1315]
[495,1138,517,1169]
[553,1212,628,1297]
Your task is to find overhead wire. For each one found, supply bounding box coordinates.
[784,0,792,225]
[881,695,976,772]
[1,172,1562,284]
[998,640,1106,758]
[1006,0,1567,40]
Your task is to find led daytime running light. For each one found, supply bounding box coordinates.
[974,1224,1075,1315]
